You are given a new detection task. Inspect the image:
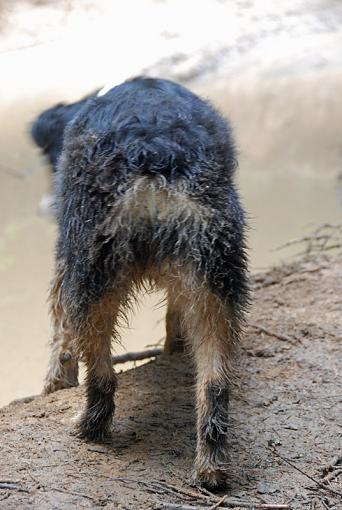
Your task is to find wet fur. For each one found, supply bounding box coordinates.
[41,77,249,489]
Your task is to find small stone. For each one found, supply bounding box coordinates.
[257,480,279,494]
[268,437,282,447]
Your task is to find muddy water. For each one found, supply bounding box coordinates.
[0,96,341,408]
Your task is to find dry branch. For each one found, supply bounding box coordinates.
[106,476,205,502]
[321,469,342,484]
[249,323,298,345]
[0,482,28,493]
[321,456,342,477]
[268,447,342,499]
[209,494,228,509]
[48,486,97,502]
[159,502,291,509]
[274,223,342,256]
[0,162,25,180]
[0,483,20,490]
[108,476,292,509]
[112,348,163,364]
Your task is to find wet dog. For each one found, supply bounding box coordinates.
[34,77,249,488]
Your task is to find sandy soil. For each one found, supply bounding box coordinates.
[0,251,341,509]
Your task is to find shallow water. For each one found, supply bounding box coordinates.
[0,93,341,408]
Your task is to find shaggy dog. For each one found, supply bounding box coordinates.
[32,77,249,488]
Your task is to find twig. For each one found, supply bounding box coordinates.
[9,395,38,405]
[268,447,342,499]
[197,486,220,499]
[274,224,342,255]
[0,162,25,180]
[0,482,29,493]
[249,323,298,345]
[48,486,97,501]
[144,336,165,348]
[159,502,291,509]
[322,456,342,477]
[0,483,20,490]
[274,235,338,251]
[209,495,228,509]
[107,476,203,501]
[221,502,290,509]
[92,474,291,509]
[322,469,342,484]
[25,472,97,501]
[112,348,163,364]
[157,505,201,510]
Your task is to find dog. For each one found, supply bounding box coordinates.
[33,77,249,488]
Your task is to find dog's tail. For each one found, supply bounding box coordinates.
[124,136,194,179]
[90,121,213,181]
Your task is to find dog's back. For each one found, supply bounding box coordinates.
[67,77,235,180]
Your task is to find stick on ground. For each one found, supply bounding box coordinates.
[112,348,163,364]
[268,447,342,499]
[159,502,291,509]
[250,323,298,344]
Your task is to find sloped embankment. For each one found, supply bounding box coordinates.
[0,254,341,509]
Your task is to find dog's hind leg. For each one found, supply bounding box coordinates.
[186,289,241,489]
[164,290,185,354]
[43,261,79,394]
[75,282,134,442]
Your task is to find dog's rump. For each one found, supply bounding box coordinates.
[57,76,239,241]
[57,169,247,322]
[56,77,247,317]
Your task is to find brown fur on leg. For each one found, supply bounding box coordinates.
[164,291,185,354]
[43,262,79,394]
[183,288,239,489]
[75,291,125,443]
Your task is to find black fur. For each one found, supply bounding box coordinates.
[78,374,117,442]
[201,383,230,463]
[49,77,249,319]
[31,92,96,172]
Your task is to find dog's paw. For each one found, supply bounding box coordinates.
[192,466,227,490]
[76,415,113,444]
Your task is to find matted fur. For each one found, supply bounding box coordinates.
[44,262,78,394]
[43,77,249,489]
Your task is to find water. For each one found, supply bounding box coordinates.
[0,91,341,408]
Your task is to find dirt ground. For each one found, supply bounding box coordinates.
[0,251,341,509]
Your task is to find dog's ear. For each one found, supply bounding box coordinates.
[31,103,67,149]
[30,103,68,171]
[31,92,98,172]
